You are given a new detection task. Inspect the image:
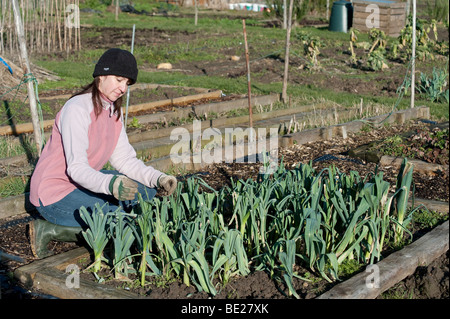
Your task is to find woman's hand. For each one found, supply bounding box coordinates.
[109,175,138,201]
[158,175,177,196]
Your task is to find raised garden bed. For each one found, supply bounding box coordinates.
[12,219,449,300]
[0,105,438,219]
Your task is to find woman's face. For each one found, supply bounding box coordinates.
[98,75,130,102]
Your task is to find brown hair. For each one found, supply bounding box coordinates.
[71,77,123,121]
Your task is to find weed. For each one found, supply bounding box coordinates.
[337,259,363,279]
[413,208,448,229]
[127,117,142,129]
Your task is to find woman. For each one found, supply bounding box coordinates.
[29,48,177,259]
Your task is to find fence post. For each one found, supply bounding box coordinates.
[11,0,43,155]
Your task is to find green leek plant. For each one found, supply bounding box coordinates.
[79,204,113,274]
[152,198,180,280]
[360,172,392,263]
[212,229,250,285]
[230,179,253,238]
[173,216,217,295]
[188,250,217,296]
[174,235,193,288]
[180,176,203,215]
[78,156,422,294]
[278,239,301,299]
[393,158,415,246]
[134,195,161,287]
[109,211,136,279]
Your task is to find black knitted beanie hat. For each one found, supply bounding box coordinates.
[93,48,138,85]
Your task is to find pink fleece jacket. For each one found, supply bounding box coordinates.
[30,93,164,207]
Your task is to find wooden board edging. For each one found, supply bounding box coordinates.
[317,221,449,299]
[13,221,448,299]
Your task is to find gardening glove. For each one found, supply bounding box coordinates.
[109,175,138,201]
[158,175,177,196]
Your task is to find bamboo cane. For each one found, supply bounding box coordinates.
[44,0,48,52]
[27,0,31,52]
[0,0,4,54]
[194,0,198,26]
[242,19,253,134]
[40,0,44,51]
[115,0,118,21]
[9,0,13,54]
[78,0,81,50]
[282,0,294,104]
[77,0,81,50]
[410,0,416,108]
[49,0,53,51]
[68,0,72,53]
[8,0,12,54]
[63,0,66,52]
[57,0,62,51]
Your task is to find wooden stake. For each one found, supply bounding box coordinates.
[115,0,119,21]
[41,0,45,51]
[63,0,67,53]
[125,24,136,132]
[51,0,55,50]
[242,19,253,132]
[0,1,4,54]
[11,0,43,155]
[327,0,330,21]
[282,0,294,104]
[56,0,62,51]
[68,2,72,53]
[194,0,198,26]
[77,0,81,50]
[411,0,416,108]
[8,0,13,54]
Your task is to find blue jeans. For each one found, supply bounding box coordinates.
[35,170,157,227]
